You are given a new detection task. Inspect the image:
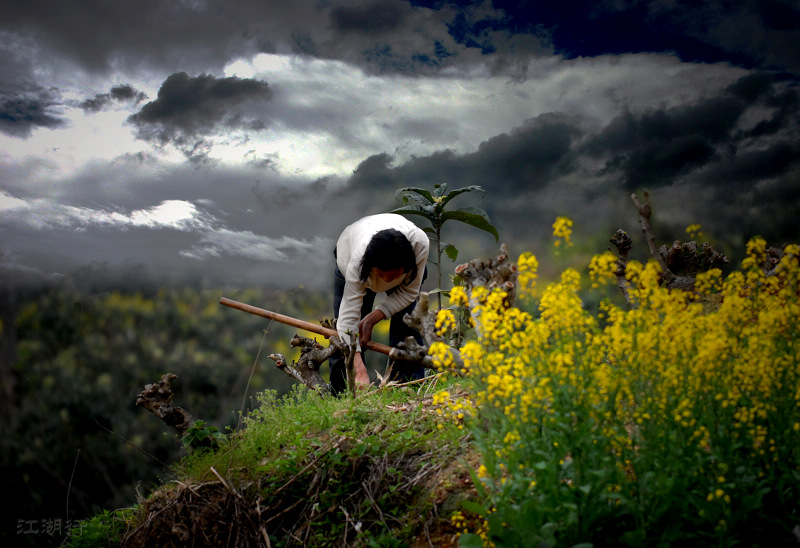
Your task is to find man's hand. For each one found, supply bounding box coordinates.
[357,309,386,348]
[353,352,370,387]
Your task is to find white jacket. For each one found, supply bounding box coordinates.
[335,213,429,348]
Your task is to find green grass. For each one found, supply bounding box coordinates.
[65,508,137,548]
[66,378,475,547]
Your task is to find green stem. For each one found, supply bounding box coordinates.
[436,228,442,310]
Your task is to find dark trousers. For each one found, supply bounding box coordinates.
[329,265,426,395]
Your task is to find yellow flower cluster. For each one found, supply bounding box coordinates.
[588,250,618,289]
[435,308,457,337]
[517,252,539,297]
[449,285,469,307]
[552,216,574,248]
[539,268,594,336]
[686,224,703,240]
[438,235,800,538]
[450,510,493,547]
[694,268,723,293]
[428,341,455,370]
[450,510,469,534]
[706,488,731,504]
[431,389,474,430]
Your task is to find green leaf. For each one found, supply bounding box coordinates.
[402,192,435,207]
[433,183,448,198]
[442,243,459,261]
[422,226,437,235]
[394,186,433,204]
[441,207,499,241]
[458,534,485,548]
[459,500,487,516]
[440,185,485,208]
[391,205,435,222]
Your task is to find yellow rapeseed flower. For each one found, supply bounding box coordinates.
[440,230,800,543]
[589,251,618,289]
[552,216,574,248]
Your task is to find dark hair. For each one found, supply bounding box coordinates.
[359,229,417,284]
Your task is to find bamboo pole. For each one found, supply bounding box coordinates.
[219,297,396,357]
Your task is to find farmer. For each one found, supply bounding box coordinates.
[330,213,429,395]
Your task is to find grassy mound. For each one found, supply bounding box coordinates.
[68,378,479,547]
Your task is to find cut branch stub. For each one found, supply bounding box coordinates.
[402,291,439,347]
[658,240,729,276]
[452,243,518,336]
[454,243,518,307]
[398,292,447,369]
[618,193,730,299]
[610,229,634,307]
[610,229,632,257]
[269,333,338,395]
[135,373,194,436]
[401,244,518,374]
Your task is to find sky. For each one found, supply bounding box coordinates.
[2,0,799,292]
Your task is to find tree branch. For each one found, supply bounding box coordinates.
[630,192,697,291]
[269,334,338,395]
[620,192,729,298]
[453,243,518,306]
[453,243,518,334]
[610,229,634,307]
[135,373,194,436]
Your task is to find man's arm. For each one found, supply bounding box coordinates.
[353,351,370,386]
[358,309,386,349]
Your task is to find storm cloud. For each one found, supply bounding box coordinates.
[128,72,272,151]
[0,88,67,137]
[1,0,799,290]
[80,84,147,113]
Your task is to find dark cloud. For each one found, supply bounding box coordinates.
[349,153,397,190]
[1,0,797,91]
[608,136,718,188]
[350,112,581,193]
[701,141,800,188]
[329,0,409,35]
[0,0,257,76]
[0,1,467,80]
[249,176,336,213]
[466,113,581,189]
[726,71,775,102]
[679,0,800,75]
[127,72,271,154]
[580,72,800,188]
[744,86,800,139]
[0,89,66,137]
[79,84,147,113]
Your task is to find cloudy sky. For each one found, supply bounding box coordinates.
[2,0,799,291]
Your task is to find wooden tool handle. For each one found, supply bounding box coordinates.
[219,297,395,356]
